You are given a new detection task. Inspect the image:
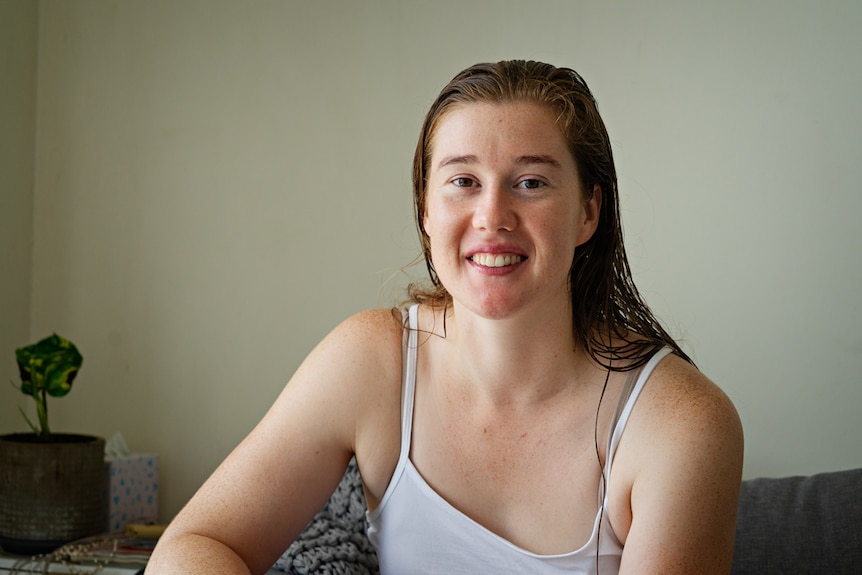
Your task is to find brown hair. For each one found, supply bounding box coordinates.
[409,60,690,368]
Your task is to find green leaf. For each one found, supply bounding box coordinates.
[16,334,83,398]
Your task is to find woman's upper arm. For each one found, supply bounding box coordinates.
[616,356,745,575]
[149,308,402,575]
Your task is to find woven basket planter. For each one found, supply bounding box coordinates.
[0,433,107,555]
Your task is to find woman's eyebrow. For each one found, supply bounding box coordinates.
[437,154,478,169]
[436,154,561,169]
[515,154,561,168]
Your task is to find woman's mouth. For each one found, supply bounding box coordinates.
[469,253,525,268]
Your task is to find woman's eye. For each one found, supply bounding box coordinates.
[452,177,476,188]
[517,179,544,190]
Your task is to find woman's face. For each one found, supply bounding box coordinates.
[423,100,600,321]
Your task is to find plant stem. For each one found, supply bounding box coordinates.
[37,387,50,438]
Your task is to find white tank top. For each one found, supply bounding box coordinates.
[366,304,672,574]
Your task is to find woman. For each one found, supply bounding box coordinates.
[147,60,744,574]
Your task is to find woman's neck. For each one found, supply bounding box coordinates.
[427,298,594,407]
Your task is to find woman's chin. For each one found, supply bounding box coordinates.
[454,295,531,321]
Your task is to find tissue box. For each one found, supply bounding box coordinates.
[106,453,159,532]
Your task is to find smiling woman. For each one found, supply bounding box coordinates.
[421,100,596,321]
[410,62,690,370]
[147,60,743,575]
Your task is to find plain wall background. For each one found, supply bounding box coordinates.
[0,0,36,439]
[2,0,860,523]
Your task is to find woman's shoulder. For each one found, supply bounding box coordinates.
[608,351,744,549]
[617,350,743,486]
[322,307,405,359]
[311,307,405,390]
[290,307,404,403]
[339,306,404,335]
[610,349,742,470]
[616,352,743,463]
[640,352,740,433]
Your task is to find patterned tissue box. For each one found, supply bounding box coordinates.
[105,453,159,533]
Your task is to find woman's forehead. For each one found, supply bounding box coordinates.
[428,101,573,170]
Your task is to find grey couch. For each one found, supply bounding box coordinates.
[270,464,862,574]
[732,467,862,574]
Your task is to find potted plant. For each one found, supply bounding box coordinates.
[0,334,107,555]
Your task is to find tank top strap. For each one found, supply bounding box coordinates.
[398,303,421,461]
[605,347,674,477]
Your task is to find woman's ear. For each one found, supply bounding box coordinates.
[576,184,602,246]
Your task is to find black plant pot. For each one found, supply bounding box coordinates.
[0,433,107,555]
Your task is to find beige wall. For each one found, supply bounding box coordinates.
[0,0,36,434]
[3,0,861,523]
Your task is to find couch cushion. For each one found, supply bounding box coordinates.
[732,468,862,575]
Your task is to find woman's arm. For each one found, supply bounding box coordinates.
[146,309,402,575]
[614,355,745,574]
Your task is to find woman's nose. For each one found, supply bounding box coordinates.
[472,183,517,232]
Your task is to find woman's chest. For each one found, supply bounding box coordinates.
[409,392,614,555]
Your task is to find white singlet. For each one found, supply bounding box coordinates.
[367,304,672,574]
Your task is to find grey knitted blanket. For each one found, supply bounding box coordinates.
[271,459,379,575]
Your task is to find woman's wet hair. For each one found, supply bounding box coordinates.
[409,60,691,369]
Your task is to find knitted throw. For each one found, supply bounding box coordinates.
[271,459,379,575]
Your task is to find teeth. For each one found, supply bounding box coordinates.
[470,254,524,267]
